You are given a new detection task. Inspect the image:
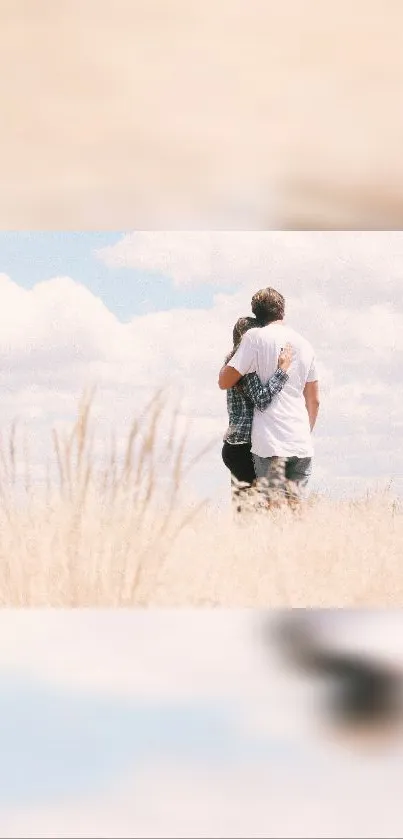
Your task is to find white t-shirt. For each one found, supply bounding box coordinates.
[229,321,318,458]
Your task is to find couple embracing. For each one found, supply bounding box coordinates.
[218,287,320,510]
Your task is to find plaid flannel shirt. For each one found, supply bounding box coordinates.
[224,368,288,445]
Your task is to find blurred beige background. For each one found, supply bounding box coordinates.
[1,0,403,228]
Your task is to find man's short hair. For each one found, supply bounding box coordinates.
[251,288,285,325]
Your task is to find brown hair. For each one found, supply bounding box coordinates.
[251,287,285,325]
[225,315,257,364]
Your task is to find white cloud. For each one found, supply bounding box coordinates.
[96,231,403,303]
[1,232,403,502]
[97,232,219,285]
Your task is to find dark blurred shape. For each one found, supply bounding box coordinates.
[266,612,403,733]
[277,180,403,231]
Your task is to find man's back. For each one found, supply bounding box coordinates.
[230,321,318,458]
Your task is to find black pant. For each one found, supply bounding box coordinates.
[222,441,256,487]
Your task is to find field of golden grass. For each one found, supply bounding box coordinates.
[0,391,401,607]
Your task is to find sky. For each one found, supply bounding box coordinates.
[0,232,218,317]
[0,230,401,503]
[1,610,403,838]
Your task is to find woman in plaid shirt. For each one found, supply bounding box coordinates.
[222,316,292,510]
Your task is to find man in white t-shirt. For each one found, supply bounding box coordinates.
[218,287,320,504]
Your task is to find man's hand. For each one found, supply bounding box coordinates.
[304,380,320,431]
[218,364,242,390]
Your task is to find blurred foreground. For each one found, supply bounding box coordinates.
[1,0,403,228]
[1,610,403,837]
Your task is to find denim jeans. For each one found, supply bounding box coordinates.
[252,454,312,504]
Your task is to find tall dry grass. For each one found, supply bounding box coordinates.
[0,389,208,606]
[0,390,401,606]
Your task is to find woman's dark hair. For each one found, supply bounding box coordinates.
[225,316,257,364]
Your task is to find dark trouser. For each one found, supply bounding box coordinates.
[222,441,256,512]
